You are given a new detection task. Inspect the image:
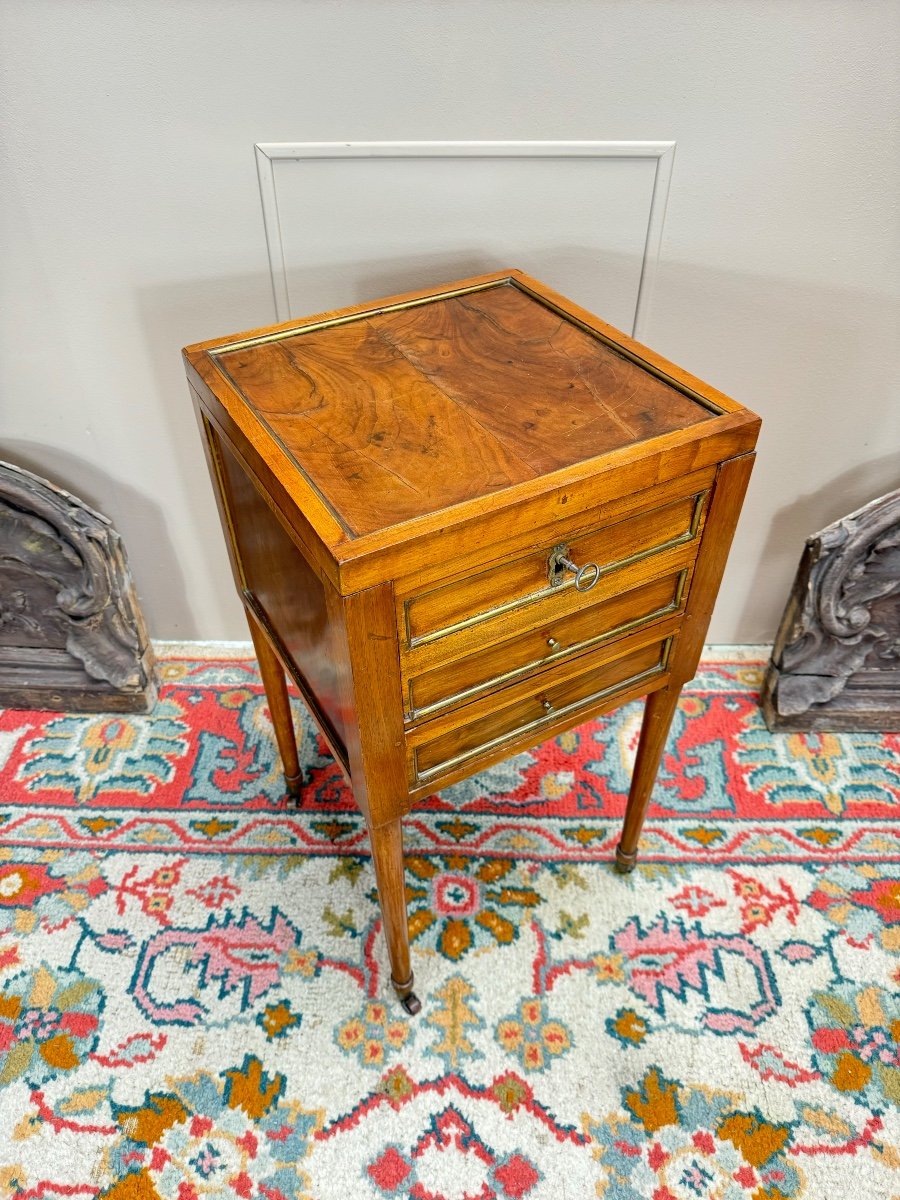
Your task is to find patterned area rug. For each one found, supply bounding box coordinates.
[0,647,897,1199]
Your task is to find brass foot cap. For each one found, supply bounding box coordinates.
[400,992,422,1016]
[615,845,638,875]
[284,772,304,806]
[392,973,421,1015]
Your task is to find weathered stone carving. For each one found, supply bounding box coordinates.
[0,460,157,711]
[762,488,900,731]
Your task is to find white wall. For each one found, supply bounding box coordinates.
[2,1,898,642]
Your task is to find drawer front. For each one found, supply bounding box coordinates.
[400,488,707,653]
[405,567,686,721]
[410,634,672,785]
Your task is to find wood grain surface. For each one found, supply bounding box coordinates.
[213,280,713,537]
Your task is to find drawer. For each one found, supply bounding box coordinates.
[409,632,672,786]
[405,567,687,721]
[399,488,708,654]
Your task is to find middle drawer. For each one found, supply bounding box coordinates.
[404,565,687,721]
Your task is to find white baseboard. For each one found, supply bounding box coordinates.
[152,640,771,663]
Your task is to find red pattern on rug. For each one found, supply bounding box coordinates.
[0,653,897,1199]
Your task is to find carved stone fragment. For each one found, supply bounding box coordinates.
[761,488,900,731]
[0,460,157,712]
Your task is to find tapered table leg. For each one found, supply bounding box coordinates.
[367,817,420,1015]
[246,607,303,800]
[616,683,683,873]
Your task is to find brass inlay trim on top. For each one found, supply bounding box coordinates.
[412,638,672,784]
[207,275,724,419]
[207,279,511,357]
[205,275,724,546]
[510,279,726,417]
[208,280,515,541]
[404,492,707,649]
[406,569,688,721]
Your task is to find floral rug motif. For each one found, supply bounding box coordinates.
[0,647,897,1198]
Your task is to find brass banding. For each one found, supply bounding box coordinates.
[405,571,687,722]
[405,492,706,650]
[412,642,672,784]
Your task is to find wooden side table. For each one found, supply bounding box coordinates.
[184,269,760,1012]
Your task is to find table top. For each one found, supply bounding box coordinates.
[185,271,745,549]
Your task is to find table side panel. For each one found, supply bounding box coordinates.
[212,433,350,755]
[190,377,344,591]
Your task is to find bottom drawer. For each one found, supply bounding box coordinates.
[410,635,671,785]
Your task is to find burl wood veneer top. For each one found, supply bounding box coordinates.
[200,274,718,539]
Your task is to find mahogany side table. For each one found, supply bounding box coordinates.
[183,270,760,1012]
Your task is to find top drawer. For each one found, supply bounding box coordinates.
[399,483,710,653]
